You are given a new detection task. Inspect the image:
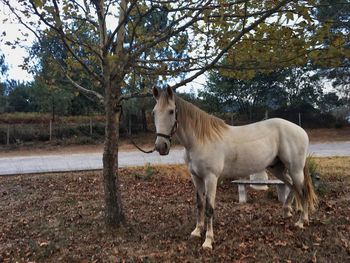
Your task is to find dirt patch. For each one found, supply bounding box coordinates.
[1,158,350,262]
[0,133,157,157]
[306,127,350,142]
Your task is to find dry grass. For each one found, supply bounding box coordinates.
[314,157,350,178]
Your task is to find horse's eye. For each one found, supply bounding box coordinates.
[152,111,155,116]
[169,110,174,115]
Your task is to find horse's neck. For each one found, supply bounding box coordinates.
[174,101,197,150]
[175,124,195,150]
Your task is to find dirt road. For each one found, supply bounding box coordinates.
[0,141,349,175]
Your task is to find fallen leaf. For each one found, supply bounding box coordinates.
[274,240,288,247]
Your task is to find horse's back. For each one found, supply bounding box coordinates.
[226,118,308,165]
[228,118,307,143]
[267,118,309,146]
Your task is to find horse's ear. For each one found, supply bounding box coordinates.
[166,85,174,100]
[153,86,159,100]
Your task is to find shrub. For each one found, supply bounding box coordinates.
[307,156,320,190]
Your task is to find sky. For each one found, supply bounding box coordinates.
[1,3,34,82]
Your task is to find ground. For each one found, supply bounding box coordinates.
[0,157,349,262]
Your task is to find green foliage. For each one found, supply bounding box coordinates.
[6,81,31,112]
[0,53,8,78]
[307,156,321,191]
[318,92,341,113]
[25,28,102,115]
[207,1,350,81]
[312,0,350,104]
[132,163,155,181]
[201,67,324,118]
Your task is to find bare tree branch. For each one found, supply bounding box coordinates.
[108,0,137,52]
[64,72,105,105]
[119,90,152,103]
[131,0,211,59]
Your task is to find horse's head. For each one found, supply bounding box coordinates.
[152,86,178,155]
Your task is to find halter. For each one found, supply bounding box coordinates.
[156,108,178,142]
[128,106,178,154]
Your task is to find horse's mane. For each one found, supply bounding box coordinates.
[174,96,228,143]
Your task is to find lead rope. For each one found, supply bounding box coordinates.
[116,104,156,154]
[129,137,156,154]
[119,105,178,154]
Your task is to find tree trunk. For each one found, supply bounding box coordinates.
[103,86,124,227]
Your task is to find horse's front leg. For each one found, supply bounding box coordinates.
[190,174,205,238]
[202,174,218,250]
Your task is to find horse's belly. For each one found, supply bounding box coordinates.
[221,140,277,178]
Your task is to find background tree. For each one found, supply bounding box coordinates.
[208,0,349,94]
[319,91,341,113]
[5,80,32,112]
[0,52,9,112]
[201,67,323,119]
[312,0,350,103]
[25,29,102,117]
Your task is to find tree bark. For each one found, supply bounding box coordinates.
[94,0,126,227]
[102,84,124,227]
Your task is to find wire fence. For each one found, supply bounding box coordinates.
[0,120,104,145]
[0,116,150,145]
[1,110,345,146]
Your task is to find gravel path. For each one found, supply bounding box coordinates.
[0,141,349,176]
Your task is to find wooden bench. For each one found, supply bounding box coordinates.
[232,179,290,203]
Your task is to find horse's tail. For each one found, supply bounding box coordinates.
[303,161,318,212]
[293,160,318,212]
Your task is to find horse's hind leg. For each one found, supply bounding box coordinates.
[190,174,205,238]
[289,168,309,228]
[268,161,294,217]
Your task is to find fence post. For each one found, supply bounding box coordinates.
[6,124,10,145]
[49,120,52,141]
[298,112,301,126]
[90,118,93,136]
[128,118,132,136]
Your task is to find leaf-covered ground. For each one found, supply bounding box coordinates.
[0,158,349,262]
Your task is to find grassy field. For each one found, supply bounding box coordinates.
[0,157,349,262]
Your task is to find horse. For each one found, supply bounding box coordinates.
[152,86,318,249]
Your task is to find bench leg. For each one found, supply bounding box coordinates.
[276,184,290,203]
[238,184,247,203]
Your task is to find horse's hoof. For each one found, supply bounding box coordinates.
[202,240,213,250]
[190,228,202,238]
[294,221,304,229]
[284,211,293,218]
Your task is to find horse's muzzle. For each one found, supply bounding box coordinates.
[155,139,170,155]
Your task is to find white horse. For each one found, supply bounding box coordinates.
[152,86,317,249]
